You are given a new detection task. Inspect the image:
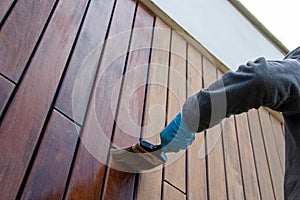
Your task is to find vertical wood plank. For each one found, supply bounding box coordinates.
[0,75,14,118]
[235,113,260,200]
[248,109,275,200]
[186,45,207,200]
[0,0,57,82]
[21,110,79,200]
[270,114,285,172]
[65,0,137,199]
[258,108,284,200]
[203,58,227,200]
[135,17,170,200]
[55,0,115,125]
[164,30,187,193]
[0,0,14,23]
[102,3,154,200]
[0,0,89,198]
[163,182,186,200]
[222,116,244,199]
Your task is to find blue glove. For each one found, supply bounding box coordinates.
[160,112,195,153]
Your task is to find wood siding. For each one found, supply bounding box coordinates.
[0,0,284,199]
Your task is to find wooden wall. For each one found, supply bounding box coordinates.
[0,0,285,199]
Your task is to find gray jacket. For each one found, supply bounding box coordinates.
[182,46,300,199]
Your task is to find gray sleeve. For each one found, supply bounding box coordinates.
[182,57,300,132]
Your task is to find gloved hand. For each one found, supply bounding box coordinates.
[160,112,196,153]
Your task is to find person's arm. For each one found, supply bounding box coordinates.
[183,57,300,133]
[160,56,300,153]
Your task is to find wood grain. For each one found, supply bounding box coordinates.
[222,116,244,199]
[0,0,14,23]
[164,30,187,193]
[0,75,14,118]
[235,113,260,200]
[65,0,137,199]
[163,182,186,200]
[0,0,57,82]
[186,45,207,200]
[247,109,275,200]
[258,108,284,200]
[55,0,115,125]
[102,3,154,200]
[270,114,285,172]
[21,110,79,200]
[0,0,89,198]
[135,17,170,200]
[203,58,227,200]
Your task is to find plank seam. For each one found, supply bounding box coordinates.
[54,108,82,128]
[133,14,156,200]
[220,120,229,200]
[185,42,189,200]
[0,0,60,126]
[202,53,210,200]
[163,180,186,195]
[257,110,277,199]
[161,27,173,200]
[233,115,247,199]
[268,113,284,174]
[99,1,139,199]
[60,0,118,199]
[15,0,91,198]
[0,0,18,29]
[246,111,263,200]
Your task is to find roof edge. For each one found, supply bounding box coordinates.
[228,0,289,54]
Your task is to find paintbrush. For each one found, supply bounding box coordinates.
[110,140,167,173]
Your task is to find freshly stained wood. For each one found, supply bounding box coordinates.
[0,0,89,198]
[163,182,186,200]
[65,0,137,199]
[186,45,207,200]
[136,18,170,200]
[270,114,285,172]
[258,108,284,200]
[0,0,57,82]
[164,30,187,193]
[248,109,275,200]
[0,0,14,23]
[222,116,244,199]
[0,75,14,118]
[0,0,287,198]
[21,110,79,200]
[235,113,260,200]
[102,3,154,200]
[55,0,115,125]
[203,58,227,200]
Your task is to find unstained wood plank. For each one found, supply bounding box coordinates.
[0,0,57,82]
[0,75,14,119]
[65,0,138,199]
[258,108,284,200]
[135,17,170,200]
[222,116,244,199]
[247,109,275,200]
[0,0,89,198]
[164,30,187,193]
[21,110,79,200]
[163,182,186,200]
[186,45,207,200]
[55,0,115,125]
[235,113,260,200]
[270,114,285,172]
